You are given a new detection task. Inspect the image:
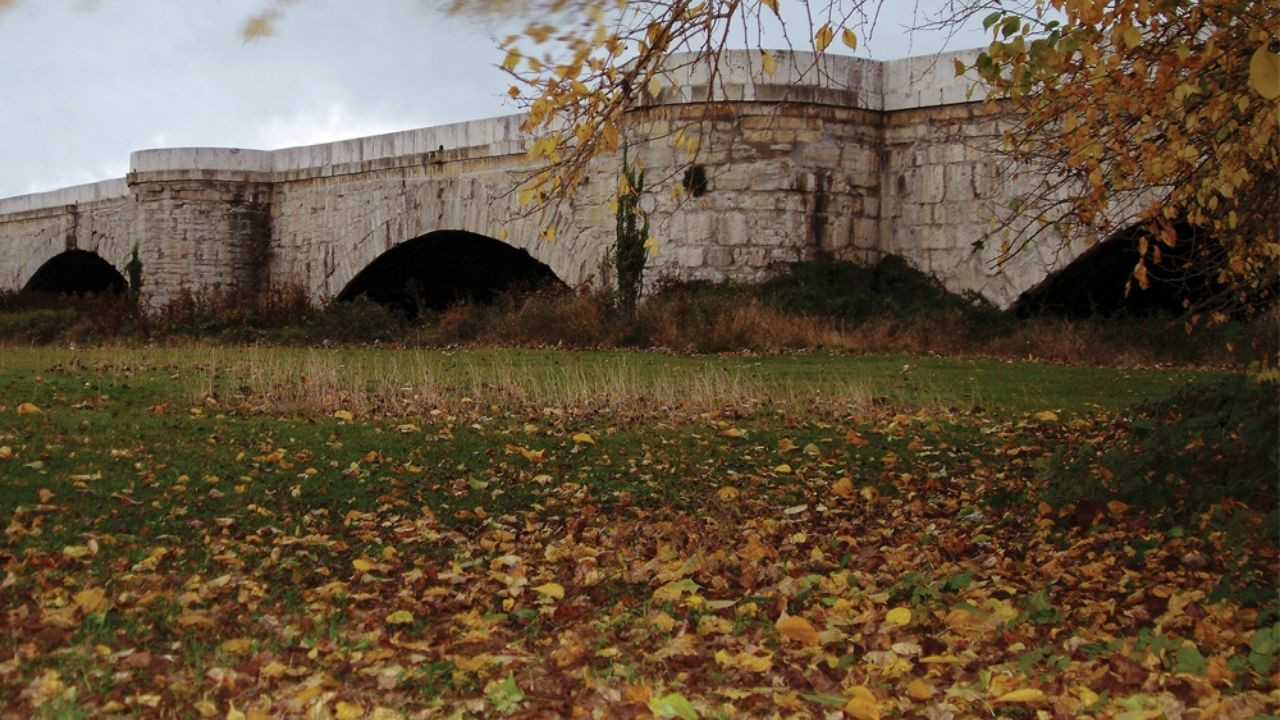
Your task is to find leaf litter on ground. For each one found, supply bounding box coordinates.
[0,350,1275,718]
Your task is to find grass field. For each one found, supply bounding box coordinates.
[0,347,1274,718]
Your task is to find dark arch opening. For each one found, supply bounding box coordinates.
[1013,224,1230,318]
[23,249,127,297]
[337,230,564,317]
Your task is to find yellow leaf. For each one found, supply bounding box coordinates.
[831,476,853,498]
[717,486,739,501]
[905,678,935,700]
[177,611,214,628]
[74,587,107,614]
[241,16,274,42]
[920,654,966,665]
[226,703,247,720]
[647,75,664,97]
[845,429,868,447]
[352,557,374,572]
[219,638,252,654]
[815,23,834,52]
[1250,44,1280,100]
[844,686,880,719]
[772,691,803,709]
[533,582,565,600]
[335,701,366,720]
[571,432,595,445]
[841,28,857,51]
[885,607,912,626]
[37,488,53,503]
[774,463,792,474]
[521,447,546,463]
[385,610,414,625]
[601,122,619,152]
[719,428,746,438]
[777,438,797,454]
[333,410,354,421]
[775,615,820,645]
[17,402,41,415]
[761,51,777,77]
[502,48,521,72]
[954,58,967,77]
[0,446,11,459]
[993,688,1046,704]
[1032,410,1058,422]
[760,0,778,14]
[1122,24,1141,49]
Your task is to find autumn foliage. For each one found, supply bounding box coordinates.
[971,0,1279,325]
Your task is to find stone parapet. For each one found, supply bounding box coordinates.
[0,179,129,215]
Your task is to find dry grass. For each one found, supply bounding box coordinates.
[192,347,874,420]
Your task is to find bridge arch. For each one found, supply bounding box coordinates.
[23,249,127,297]
[1013,223,1223,317]
[336,230,564,316]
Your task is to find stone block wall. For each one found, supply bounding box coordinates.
[630,100,883,285]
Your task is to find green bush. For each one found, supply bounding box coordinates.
[0,309,79,344]
[651,256,1011,333]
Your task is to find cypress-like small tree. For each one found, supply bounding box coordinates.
[613,152,648,318]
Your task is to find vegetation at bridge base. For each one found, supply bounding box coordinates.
[0,255,1272,367]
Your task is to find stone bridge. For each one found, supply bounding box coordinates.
[0,49,1110,310]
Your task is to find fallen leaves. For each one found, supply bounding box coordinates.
[843,686,880,720]
[0,362,1274,720]
[532,582,565,600]
[775,615,820,645]
[384,610,414,625]
[884,607,912,627]
[993,687,1047,704]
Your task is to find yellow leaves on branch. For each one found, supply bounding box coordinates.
[977,0,1278,312]
[814,23,834,52]
[761,50,777,78]
[1251,44,1280,100]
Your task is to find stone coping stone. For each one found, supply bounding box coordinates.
[0,178,129,215]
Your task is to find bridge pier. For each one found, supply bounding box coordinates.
[127,149,275,306]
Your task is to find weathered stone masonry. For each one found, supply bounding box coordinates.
[0,49,1097,309]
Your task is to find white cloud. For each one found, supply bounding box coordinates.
[255,103,419,151]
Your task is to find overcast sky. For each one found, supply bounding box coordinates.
[0,0,990,198]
